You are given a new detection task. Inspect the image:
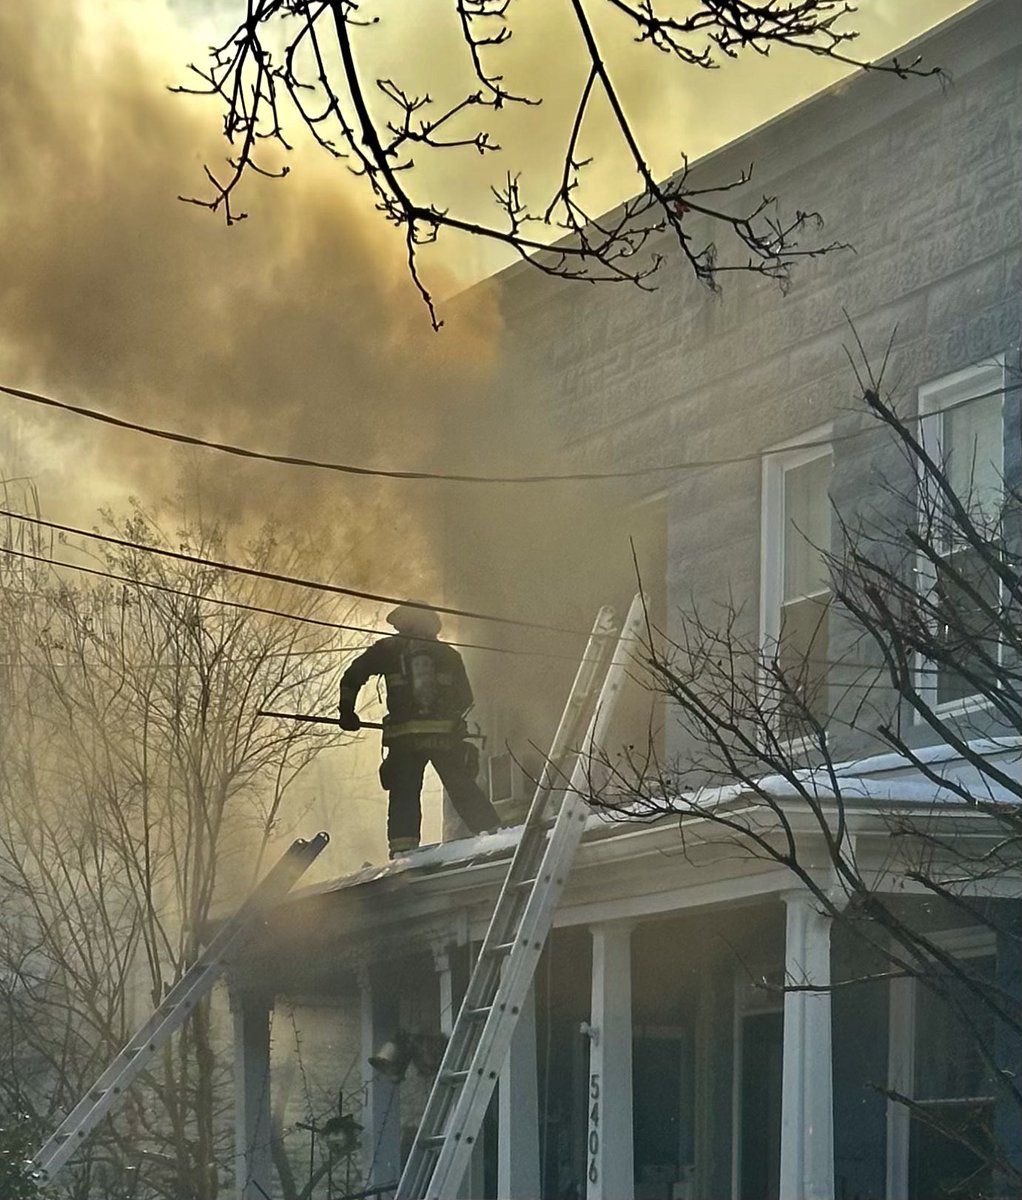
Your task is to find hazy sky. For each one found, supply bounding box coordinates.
[67,1,977,283]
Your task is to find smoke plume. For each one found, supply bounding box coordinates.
[0,0,966,874]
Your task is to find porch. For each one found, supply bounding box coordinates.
[229,803,1020,1200]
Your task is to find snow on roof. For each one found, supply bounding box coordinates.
[289,736,1019,901]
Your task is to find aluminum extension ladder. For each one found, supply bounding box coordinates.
[29,832,330,1187]
[396,594,645,1200]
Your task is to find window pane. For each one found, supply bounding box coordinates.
[740,1012,783,1200]
[915,958,996,1101]
[935,545,1001,707]
[909,1102,994,1200]
[777,592,830,731]
[909,959,997,1200]
[783,454,832,601]
[943,392,1002,525]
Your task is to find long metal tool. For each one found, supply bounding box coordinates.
[257,709,384,731]
[395,595,645,1200]
[29,833,330,1187]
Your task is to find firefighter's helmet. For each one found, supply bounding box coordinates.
[386,603,442,637]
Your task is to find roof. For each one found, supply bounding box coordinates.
[224,736,1020,997]
[289,733,1021,901]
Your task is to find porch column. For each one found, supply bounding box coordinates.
[779,891,835,1200]
[434,945,484,1200]
[434,947,456,1037]
[359,967,402,1190]
[498,980,541,1198]
[231,989,273,1200]
[587,921,635,1200]
[885,973,916,1200]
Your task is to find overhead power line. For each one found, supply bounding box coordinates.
[1,543,943,683]
[1,544,373,640]
[0,544,595,663]
[2,545,975,686]
[0,508,583,637]
[1,380,1012,487]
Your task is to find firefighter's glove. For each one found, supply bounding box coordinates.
[338,711,361,732]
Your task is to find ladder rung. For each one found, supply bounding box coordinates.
[464,1006,491,1020]
[486,941,515,956]
[420,1135,446,1150]
[439,1070,469,1086]
[514,877,537,891]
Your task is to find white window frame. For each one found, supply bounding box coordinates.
[885,927,997,1200]
[760,425,834,753]
[915,358,1006,720]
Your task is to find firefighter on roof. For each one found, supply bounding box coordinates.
[339,603,502,858]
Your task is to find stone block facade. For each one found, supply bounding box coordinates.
[484,0,1021,767]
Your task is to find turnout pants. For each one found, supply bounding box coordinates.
[381,739,500,846]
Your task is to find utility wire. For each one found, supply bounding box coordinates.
[1,544,373,639]
[0,508,582,636]
[0,543,988,680]
[0,379,1012,487]
[3,542,999,683]
[0,544,607,664]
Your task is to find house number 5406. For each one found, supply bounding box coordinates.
[587,1073,600,1185]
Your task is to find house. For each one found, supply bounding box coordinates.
[227,2,1021,1197]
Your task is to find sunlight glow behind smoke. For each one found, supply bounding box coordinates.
[0,0,973,873]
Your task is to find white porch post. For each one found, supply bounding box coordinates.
[779,891,835,1200]
[434,945,484,1200]
[498,980,541,1198]
[359,968,402,1190]
[885,973,916,1200]
[587,921,635,1200]
[434,947,456,1038]
[232,990,273,1200]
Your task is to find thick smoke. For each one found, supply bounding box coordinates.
[0,0,966,874]
[0,1,509,872]
[0,1,504,596]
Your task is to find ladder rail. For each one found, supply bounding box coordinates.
[396,596,645,1200]
[419,595,644,1200]
[389,613,615,1195]
[394,606,618,1175]
[452,605,619,1020]
[519,605,617,819]
[30,832,329,1184]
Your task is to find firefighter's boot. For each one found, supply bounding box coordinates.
[388,837,420,860]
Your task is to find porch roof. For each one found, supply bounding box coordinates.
[227,738,1019,996]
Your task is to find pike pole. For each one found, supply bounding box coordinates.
[256,709,384,731]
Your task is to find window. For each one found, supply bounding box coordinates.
[917,360,1005,712]
[761,432,834,740]
[887,932,997,1200]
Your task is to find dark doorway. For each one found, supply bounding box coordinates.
[633,1034,691,1199]
[740,1011,783,1200]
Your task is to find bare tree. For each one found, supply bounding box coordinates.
[0,497,357,1199]
[591,339,1021,1198]
[177,2,938,324]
